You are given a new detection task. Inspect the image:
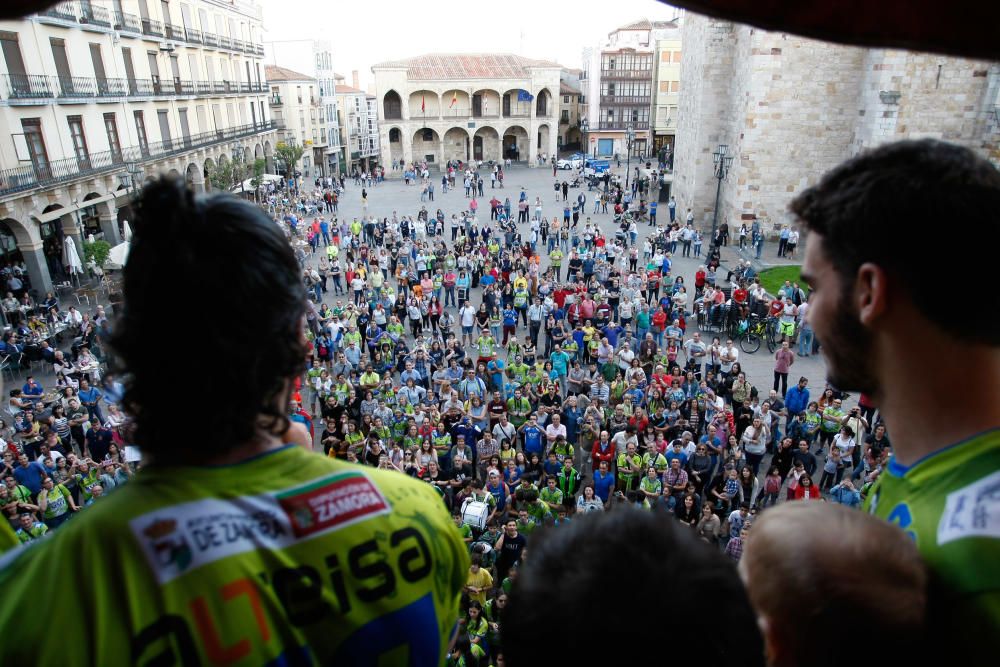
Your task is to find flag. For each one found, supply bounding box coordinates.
[517,89,534,102]
[450,91,457,108]
[421,95,425,112]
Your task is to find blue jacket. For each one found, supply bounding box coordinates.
[784,385,810,415]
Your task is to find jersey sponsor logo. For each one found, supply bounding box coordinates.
[276,473,390,538]
[130,471,389,584]
[938,470,1000,546]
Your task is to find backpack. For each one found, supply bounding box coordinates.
[764,475,781,494]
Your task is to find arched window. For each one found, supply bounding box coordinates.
[384,91,402,120]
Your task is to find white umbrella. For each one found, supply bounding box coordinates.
[64,236,83,275]
[106,241,130,270]
[122,220,133,242]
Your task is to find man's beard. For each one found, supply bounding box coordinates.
[820,288,881,396]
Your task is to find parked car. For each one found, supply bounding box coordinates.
[556,157,583,170]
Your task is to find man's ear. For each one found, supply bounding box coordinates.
[854,263,889,327]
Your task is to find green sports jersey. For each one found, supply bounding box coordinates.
[0,445,468,666]
[866,429,1000,654]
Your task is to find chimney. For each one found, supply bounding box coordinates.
[352,70,360,90]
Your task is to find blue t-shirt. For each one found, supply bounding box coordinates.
[649,202,657,214]
[593,470,616,503]
[522,426,543,455]
[480,274,496,288]
[602,325,624,348]
[14,461,47,495]
[502,309,518,326]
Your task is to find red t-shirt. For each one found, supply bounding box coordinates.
[733,288,748,304]
[769,300,783,317]
[695,271,706,288]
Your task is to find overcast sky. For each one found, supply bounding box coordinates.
[259,0,681,91]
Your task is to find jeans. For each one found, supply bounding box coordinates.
[774,371,789,396]
[444,286,456,307]
[798,326,814,356]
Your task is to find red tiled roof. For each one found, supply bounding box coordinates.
[371,53,563,80]
[335,84,364,94]
[264,65,314,82]
[560,81,581,95]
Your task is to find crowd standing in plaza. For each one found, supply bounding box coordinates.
[0,139,995,665]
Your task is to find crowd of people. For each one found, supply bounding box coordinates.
[0,139,995,665]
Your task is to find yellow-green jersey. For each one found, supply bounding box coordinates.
[0,445,469,666]
[865,429,1000,655]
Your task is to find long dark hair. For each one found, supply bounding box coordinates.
[111,177,306,463]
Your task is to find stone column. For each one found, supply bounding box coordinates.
[189,172,206,194]
[99,207,122,246]
[527,123,539,167]
[402,130,413,165]
[19,240,53,294]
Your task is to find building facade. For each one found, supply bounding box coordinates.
[581,19,678,160]
[652,35,682,161]
[0,0,275,293]
[265,64,326,179]
[673,13,1000,234]
[558,71,582,154]
[334,72,379,172]
[371,54,561,169]
[312,41,341,176]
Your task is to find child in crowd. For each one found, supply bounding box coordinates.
[741,503,926,667]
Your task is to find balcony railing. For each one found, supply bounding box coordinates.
[600,95,652,106]
[600,69,652,80]
[218,35,231,49]
[40,2,76,22]
[57,75,98,98]
[165,23,185,40]
[113,10,140,33]
[96,77,128,97]
[79,3,111,28]
[0,121,277,197]
[186,27,202,44]
[597,121,650,131]
[141,17,164,37]
[3,74,56,100]
[203,32,218,47]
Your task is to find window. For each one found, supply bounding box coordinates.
[21,118,50,178]
[134,110,149,154]
[670,81,679,93]
[104,112,122,160]
[563,95,569,103]
[422,129,433,141]
[672,51,682,63]
[68,115,90,169]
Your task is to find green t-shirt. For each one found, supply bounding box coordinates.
[42,484,73,520]
[0,446,468,666]
[539,486,564,507]
[865,429,1000,656]
[15,522,47,544]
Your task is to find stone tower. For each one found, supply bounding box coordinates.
[673,13,1000,234]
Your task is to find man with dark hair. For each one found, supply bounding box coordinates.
[503,509,764,666]
[792,138,1000,654]
[0,178,468,665]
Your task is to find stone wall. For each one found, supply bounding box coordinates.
[675,15,1000,235]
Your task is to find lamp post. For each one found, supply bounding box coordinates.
[711,143,734,247]
[580,117,589,158]
[624,124,636,190]
[232,144,247,196]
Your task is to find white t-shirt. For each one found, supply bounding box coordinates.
[720,345,739,372]
[545,423,567,443]
[460,306,477,327]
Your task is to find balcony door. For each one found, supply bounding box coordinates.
[147,51,161,94]
[67,115,91,170]
[90,43,109,94]
[21,118,51,180]
[104,112,123,162]
[122,47,137,93]
[50,37,72,94]
[157,109,172,149]
[134,110,149,156]
[169,54,181,93]
[1,32,28,96]
[178,108,191,147]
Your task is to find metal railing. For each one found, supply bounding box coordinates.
[141,17,163,37]
[3,74,56,100]
[600,69,652,80]
[113,10,140,33]
[79,3,111,27]
[40,2,76,21]
[96,77,128,97]
[600,95,651,106]
[202,32,218,47]
[186,27,202,44]
[597,121,650,131]
[165,23,185,41]
[0,121,277,197]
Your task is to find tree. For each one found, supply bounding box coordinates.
[206,159,239,192]
[249,158,266,202]
[275,141,305,177]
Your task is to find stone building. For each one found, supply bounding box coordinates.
[673,13,1000,234]
[371,54,561,169]
[0,0,274,294]
[265,65,327,180]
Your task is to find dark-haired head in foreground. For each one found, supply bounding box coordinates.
[110,177,307,463]
[502,508,764,666]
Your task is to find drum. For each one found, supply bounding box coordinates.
[461,499,490,531]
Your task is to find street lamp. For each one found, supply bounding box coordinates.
[118,161,143,197]
[580,117,590,158]
[711,143,735,246]
[624,123,636,190]
[232,144,248,195]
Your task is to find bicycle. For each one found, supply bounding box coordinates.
[737,315,780,354]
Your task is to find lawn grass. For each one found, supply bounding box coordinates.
[758,265,806,295]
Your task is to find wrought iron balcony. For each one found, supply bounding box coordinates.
[79,3,111,28]
[597,121,650,131]
[165,24,185,41]
[141,17,163,37]
[600,95,651,106]
[0,121,278,197]
[112,10,140,33]
[39,2,76,22]
[3,74,56,100]
[600,69,653,80]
